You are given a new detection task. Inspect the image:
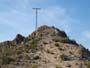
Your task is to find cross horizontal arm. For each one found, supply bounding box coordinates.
[32,8,41,10]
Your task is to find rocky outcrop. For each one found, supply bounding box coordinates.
[12,34,25,45]
[0,25,90,68]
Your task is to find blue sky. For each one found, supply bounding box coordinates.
[0,0,90,49]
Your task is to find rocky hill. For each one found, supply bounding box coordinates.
[0,25,90,68]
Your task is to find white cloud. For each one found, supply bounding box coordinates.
[38,6,75,33]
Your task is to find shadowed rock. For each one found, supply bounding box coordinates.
[12,34,25,44]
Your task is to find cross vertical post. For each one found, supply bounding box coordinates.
[32,8,41,30]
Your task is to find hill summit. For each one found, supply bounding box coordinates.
[0,25,90,68]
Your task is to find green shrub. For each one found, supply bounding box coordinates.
[25,38,41,51]
[33,56,40,60]
[30,39,39,49]
[53,38,77,45]
[1,56,15,65]
[25,44,29,48]
[58,47,64,51]
[43,41,48,45]
[56,65,62,68]
[0,48,15,65]
[51,32,56,36]
[52,38,60,42]
[78,45,84,57]
[3,48,12,56]
[59,54,68,61]
[24,54,30,60]
[32,65,38,68]
[60,38,76,44]
[16,49,22,55]
[60,54,65,61]
[24,44,31,50]
[86,61,90,68]
[47,50,54,54]
[55,43,59,47]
